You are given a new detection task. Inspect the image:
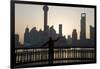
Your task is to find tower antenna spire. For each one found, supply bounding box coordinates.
[83,8,85,13]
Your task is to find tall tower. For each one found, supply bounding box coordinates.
[59,24,62,37]
[80,13,86,41]
[43,5,49,31]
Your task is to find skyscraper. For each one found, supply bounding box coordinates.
[24,26,31,47]
[80,13,86,41]
[72,29,77,46]
[90,25,95,46]
[50,25,57,40]
[15,34,20,48]
[59,24,62,37]
[67,35,72,46]
[90,25,94,40]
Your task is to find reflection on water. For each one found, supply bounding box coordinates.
[15,48,95,65]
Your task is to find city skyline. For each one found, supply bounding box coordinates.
[15,4,95,44]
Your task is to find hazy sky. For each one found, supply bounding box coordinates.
[15,4,94,44]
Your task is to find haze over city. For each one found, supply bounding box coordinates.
[15,4,94,44]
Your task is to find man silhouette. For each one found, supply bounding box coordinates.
[42,37,60,64]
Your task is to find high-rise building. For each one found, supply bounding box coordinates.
[67,35,72,46]
[24,26,31,47]
[90,25,95,46]
[50,25,57,40]
[59,24,62,37]
[72,29,77,46]
[80,13,86,41]
[90,25,95,40]
[15,34,20,48]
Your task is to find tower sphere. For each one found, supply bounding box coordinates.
[43,5,49,11]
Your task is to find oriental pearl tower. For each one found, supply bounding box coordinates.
[43,5,49,31]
